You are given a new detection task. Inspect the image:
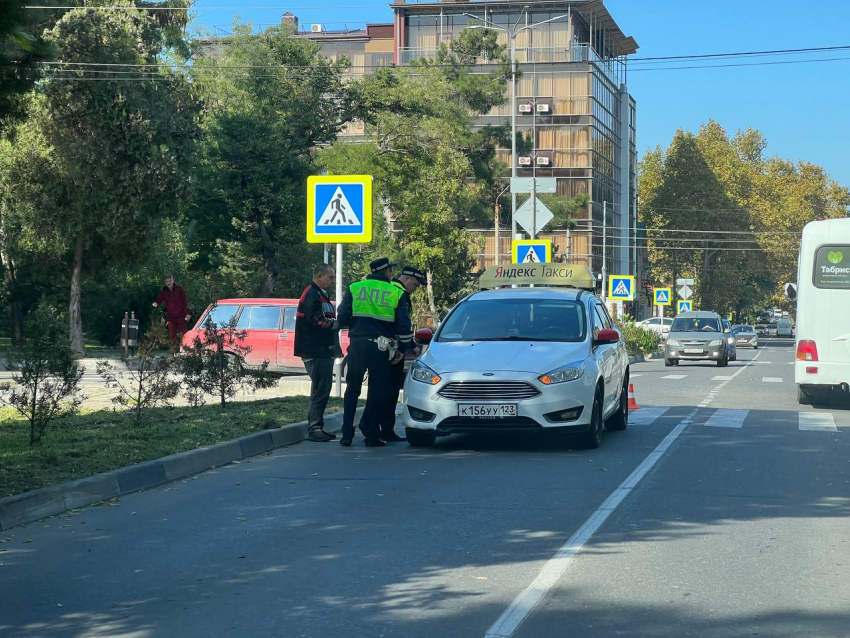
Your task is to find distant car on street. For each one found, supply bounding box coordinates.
[722,319,737,361]
[637,317,674,336]
[664,311,730,367]
[732,324,759,349]
[182,299,350,375]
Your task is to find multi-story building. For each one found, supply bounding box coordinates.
[198,1,639,282]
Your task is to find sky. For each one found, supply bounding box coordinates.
[189,0,850,187]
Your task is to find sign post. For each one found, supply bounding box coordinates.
[654,287,672,320]
[307,174,373,397]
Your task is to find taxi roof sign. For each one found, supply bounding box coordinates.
[479,263,596,290]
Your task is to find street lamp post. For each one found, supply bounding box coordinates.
[465,10,568,242]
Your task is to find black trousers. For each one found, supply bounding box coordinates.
[379,359,405,436]
[304,358,334,431]
[342,340,391,442]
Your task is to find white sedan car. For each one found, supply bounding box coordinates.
[638,317,674,336]
[403,287,631,449]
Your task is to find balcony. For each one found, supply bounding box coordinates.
[399,43,622,84]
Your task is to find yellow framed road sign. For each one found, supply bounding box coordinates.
[678,300,693,313]
[511,239,552,264]
[609,275,635,301]
[306,175,372,244]
[654,288,672,306]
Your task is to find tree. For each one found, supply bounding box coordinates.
[96,319,180,426]
[320,29,513,317]
[0,306,84,445]
[179,312,278,409]
[639,120,850,316]
[27,3,198,353]
[188,22,354,298]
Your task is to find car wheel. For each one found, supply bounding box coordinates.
[665,358,678,367]
[730,352,737,361]
[580,391,604,449]
[605,380,629,431]
[406,428,436,447]
[797,386,813,406]
[718,355,728,367]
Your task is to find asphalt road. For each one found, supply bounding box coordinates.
[2,340,849,638]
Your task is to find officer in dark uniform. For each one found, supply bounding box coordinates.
[379,266,427,442]
[337,258,413,447]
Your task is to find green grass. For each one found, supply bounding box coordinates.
[0,396,345,498]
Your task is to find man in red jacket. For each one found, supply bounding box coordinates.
[152,274,191,346]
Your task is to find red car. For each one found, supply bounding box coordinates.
[182,298,350,375]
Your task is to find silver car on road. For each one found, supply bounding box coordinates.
[665,311,729,367]
[403,287,630,449]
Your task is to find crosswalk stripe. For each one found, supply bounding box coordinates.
[799,413,838,432]
[661,375,687,380]
[712,375,734,381]
[704,408,748,428]
[762,377,783,383]
[630,407,669,426]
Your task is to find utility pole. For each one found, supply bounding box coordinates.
[334,243,343,398]
[530,90,537,240]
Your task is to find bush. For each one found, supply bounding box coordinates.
[0,307,85,445]
[616,320,662,357]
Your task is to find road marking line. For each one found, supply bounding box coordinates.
[661,375,687,380]
[484,408,693,638]
[629,407,669,426]
[712,375,734,381]
[762,377,783,383]
[704,408,748,428]
[799,413,838,432]
[631,374,642,378]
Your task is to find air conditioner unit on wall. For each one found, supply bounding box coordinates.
[536,156,551,167]
[518,157,532,166]
[518,103,533,114]
[536,103,551,114]
[311,24,324,33]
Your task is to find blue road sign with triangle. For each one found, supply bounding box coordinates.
[516,244,546,264]
[655,289,669,303]
[609,276,635,300]
[306,175,372,244]
[678,300,693,313]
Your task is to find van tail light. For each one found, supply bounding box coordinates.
[796,340,819,362]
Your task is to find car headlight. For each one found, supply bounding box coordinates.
[727,337,735,345]
[666,339,681,347]
[708,339,723,347]
[539,361,585,385]
[411,361,441,385]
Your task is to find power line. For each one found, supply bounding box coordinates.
[630,56,850,73]
[628,44,850,63]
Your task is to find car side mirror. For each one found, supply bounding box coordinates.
[414,328,434,344]
[784,282,797,302]
[595,328,620,345]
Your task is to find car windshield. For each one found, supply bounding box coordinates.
[437,297,587,343]
[732,325,754,334]
[670,317,721,333]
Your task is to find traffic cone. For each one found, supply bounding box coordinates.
[627,383,641,411]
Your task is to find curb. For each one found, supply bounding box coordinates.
[0,407,363,531]
[628,352,664,364]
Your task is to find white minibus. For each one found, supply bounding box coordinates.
[791,218,850,404]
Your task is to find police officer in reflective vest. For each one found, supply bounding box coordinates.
[378,266,427,442]
[337,258,413,447]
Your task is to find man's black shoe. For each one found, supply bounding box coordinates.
[308,429,333,442]
[321,429,338,440]
[380,433,407,443]
[340,437,353,447]
[364,439,387,447]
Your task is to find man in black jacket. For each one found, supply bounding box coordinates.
[295,263,340,442]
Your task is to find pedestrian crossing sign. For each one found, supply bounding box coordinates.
[512,239,551,264]
[654,287,672,306]
[609,275,635,301]
[306,175,372,244]
[678,300,693,313]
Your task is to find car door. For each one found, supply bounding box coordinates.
[276,306,299,370]
[599,303,626,401]
[235,305,282,368]
[592,304,617,415]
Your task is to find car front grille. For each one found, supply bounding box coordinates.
[437,381,541,400]
[437,417,542,432]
